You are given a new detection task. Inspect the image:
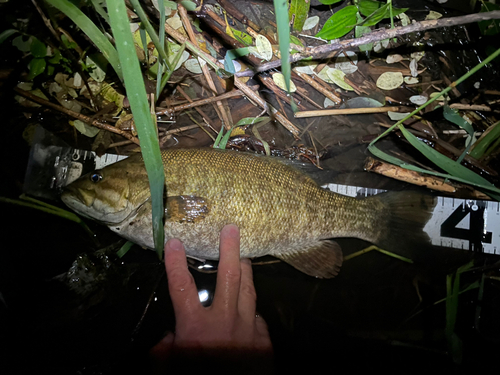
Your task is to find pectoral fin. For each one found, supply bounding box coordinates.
[274,240,343,278]
[165,195,210,223]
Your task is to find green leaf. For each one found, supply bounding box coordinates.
[478,2,500,35]
[45,0,122,80]
[108,0,165,258]
[469,120,500,159]
[274,0,297,111]
[116,241,134,258]
[12,35,32,52]
[234,117,270,126]
[443,105,476,163]
[358,0,407,20]
[224,47,249,74]
[317,0,344,4]
[232,28,253,46]
[180,0,197,11]
[27,58,46,80]
[289,0,311,32]
[30,37,47,58]
[398,124,500,200]
[316,5,358,40]
[0,29,18,44]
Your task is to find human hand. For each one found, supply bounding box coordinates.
[150,224,273,372]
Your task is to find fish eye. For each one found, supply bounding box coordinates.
[90,172,102,183]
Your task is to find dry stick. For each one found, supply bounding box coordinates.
[178,5,233,130]
[14,87,141,145]
[258,74,307,111]
[293,69,342,105]
[256,11,500,72]
[163,23,301,138]
[295,106,401,118]
[294,86,323,110]
[364,157,490,199]
[156,89,244,114]
[176,85,219,133]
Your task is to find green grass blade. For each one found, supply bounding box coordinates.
[274,0,297,111]
[469,120,500,159]
[108,0,165,259]
[129,0,172,72]
[45,0,122,80]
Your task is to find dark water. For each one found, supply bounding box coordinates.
[1,0,500,374]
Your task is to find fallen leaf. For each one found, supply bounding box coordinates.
[410,95,428,105]
[184,58,203,74]
[303,16,319,30]
[273,72,297,92]
[386,54,404,64]
[376,71,404,90]
[255,35,273,61]
[327,68,354,91]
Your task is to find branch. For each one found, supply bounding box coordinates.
[256,11,500,72]
[14,87,140,145]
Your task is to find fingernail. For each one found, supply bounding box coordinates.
[166,238,183,251]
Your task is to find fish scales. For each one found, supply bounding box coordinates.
[62,148,435,278]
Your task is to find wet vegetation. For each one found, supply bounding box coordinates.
[1,0,500,373]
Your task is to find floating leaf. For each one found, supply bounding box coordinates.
[273,72,297,92]
[386,54,404,64]
[316,5,358,40]
[376,71,403,90]
[294,62,317,74]
[404,76,419,84]
[303,16,319,30]
[409,95,427,105]
[255,34,273,61]
[388,111,410,120]
[12,35,32,52]
[334,51,358,74]
[373,38,389,52]
[327,68,354,91]
[425,11,443,20]
[184,58,203,73]
[315,66,334,83]
[345,97,384,108]
[397,12,411,26]
[324,97,336,108]
[72,120,100,137]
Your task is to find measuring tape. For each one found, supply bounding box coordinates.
[24,139,500,256]
[324,183,499,255]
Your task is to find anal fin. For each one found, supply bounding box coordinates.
[274,241,343,279]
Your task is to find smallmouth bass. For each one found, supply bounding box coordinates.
[61,148,436,278]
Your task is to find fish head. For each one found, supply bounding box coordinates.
[61,154,152,225]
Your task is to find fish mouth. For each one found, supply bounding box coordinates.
[61,186,144,225]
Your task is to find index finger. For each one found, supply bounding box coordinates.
[164,238,202,322]
[212,224,241,312]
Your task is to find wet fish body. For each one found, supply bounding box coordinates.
[62,148,435,278]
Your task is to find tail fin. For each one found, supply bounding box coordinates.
[369,191,436,252]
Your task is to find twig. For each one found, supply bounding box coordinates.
[295,106,401,118]
[14,87,140,145]
[176,86,219,133]
[364,157,490,199]
[293,69,341,105]
[157,89,244,114]
[179,4,233,129]
[256,11,500,72]
[163,22,301,138]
